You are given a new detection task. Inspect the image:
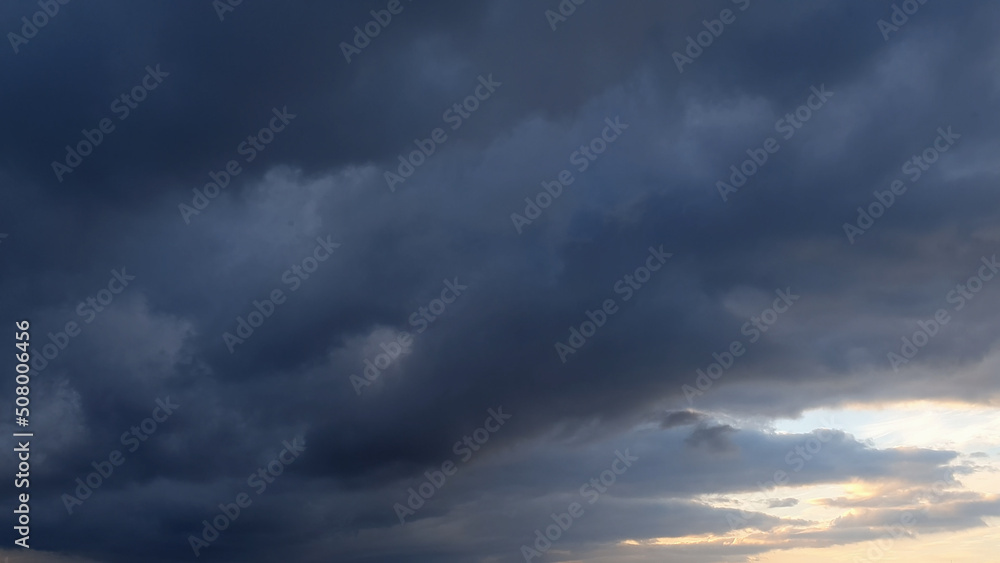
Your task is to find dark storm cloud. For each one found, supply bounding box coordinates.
[661,409,705,428]
[2,0,1000,562]
[684,423,737,452]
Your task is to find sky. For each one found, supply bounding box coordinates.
[1,0,999,562]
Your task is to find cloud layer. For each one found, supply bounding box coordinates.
[2,0,999,561]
